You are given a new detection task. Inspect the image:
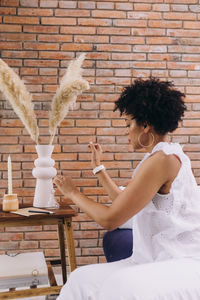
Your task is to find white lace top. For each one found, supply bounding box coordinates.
[131,142,200,263]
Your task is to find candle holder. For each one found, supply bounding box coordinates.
[2,194,19,212]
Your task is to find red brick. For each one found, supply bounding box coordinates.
[2,51,37,59]
[39,51,74,60]
[0,136,18,144]
[0,242,19,250]
[128,11,161,19]
[149,20,182,28]
[171,4,188,12]
[40,0,58,7]
[23,25,58,33]
[153,4,170,11]
[170,70,187,77]
[25,232,57,240]
[184,21,200,29]
[183,120,200,127]
[164,12,196,20]
[41,17,76,25]
[168,62,198,70]
[78,18,112,27]
[0,24,22,32]
[24,59,59,67]
[114,19,147,27]
[0,145,23,153]
[59,1,76,8]
[134,61,166,69]
[0,7,16,14]
[111,36,145,44]
[134,3,151,10]
[55,9,90,17]
[97,2,114,9]
[186,87,200,94]
[1,33,36,42]
[1,0,19,5]
[1,119,23,127]
[96,77,130,85]
[74,35,109,43]
[174,128,200,135]
[92,10,126,18]
[76,256,98,265]
[20,0,38,6]
[61,44,93,52]
[24,42,59,51]
[22,75,57,84]
[0,233,23,241]
[98,27,130,35]
[79,1,95,9]
[0,42,22,50]
[39,68,57,76]
[133,28,165,36]
[20,241,39,249]
[61,26,95,35]
[18,8,53,16]
[134,45,167,53]
[116,3,133,10]
[62,143,93,152]
[4,16,39,24]
[168,29,200,38]
[168,45,200,53]
[147,37,173,46]
[38,34,72,43]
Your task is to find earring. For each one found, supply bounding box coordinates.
[138,132,155,148]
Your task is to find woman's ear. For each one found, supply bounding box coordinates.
[143,124,151,134]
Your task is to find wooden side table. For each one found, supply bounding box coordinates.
[0,204,77,299]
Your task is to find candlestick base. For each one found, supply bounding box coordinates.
[3,194,19,212]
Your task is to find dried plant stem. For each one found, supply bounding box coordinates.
[49,54,89,145]
[0,59,39,144]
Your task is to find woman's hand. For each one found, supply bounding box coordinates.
[88,142,103,169]
[53,175,77,198]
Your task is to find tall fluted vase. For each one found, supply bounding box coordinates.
[32,145,57,208]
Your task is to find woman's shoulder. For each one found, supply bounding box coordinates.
[151,142,183,155]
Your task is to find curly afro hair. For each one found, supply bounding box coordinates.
[114,77,186,135]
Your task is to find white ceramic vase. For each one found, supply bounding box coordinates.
[32,145,57,208]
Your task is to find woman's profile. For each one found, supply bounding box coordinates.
[54,78,200,300]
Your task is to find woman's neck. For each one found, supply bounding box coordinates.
[145,134,169,154]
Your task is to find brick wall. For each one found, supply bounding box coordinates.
[0,0,200,266]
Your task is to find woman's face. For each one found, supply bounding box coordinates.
[124,114,144,150]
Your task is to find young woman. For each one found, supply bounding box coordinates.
[54,78,200,300]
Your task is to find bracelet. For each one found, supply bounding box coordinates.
[93,164,105,175]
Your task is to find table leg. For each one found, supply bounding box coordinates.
[57,220,67,284]
[64,217,77,272]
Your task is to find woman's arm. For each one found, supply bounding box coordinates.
[54,151,180,230]
[88,142,121,201]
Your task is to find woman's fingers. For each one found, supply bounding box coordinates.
[53,175,64,186]
[96,143,103,153]
[88,142,102,153]
[88,142,96,155]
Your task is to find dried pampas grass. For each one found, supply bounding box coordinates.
[0,59,39,144]
[49,53,89,144]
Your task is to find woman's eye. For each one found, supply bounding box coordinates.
[126,125,130,128]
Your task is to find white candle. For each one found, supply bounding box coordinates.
[8,155,13,194]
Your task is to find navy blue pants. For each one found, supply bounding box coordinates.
[103,229,133,262]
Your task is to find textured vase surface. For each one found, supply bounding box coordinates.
[32,145,57,208]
